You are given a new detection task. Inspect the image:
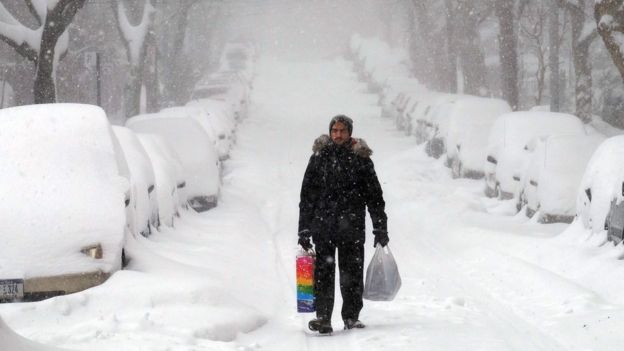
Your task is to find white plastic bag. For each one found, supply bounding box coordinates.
[363,245,401,301]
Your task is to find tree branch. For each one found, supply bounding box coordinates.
[24,0,43,26]
[0,32,38,61]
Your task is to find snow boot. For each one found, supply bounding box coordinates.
[343,319,365,330]
[308,318,333,334]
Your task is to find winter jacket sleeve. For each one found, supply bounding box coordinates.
[298,154,320,236]
[362,157,387,232]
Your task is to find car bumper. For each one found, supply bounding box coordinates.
[2,270,111,303]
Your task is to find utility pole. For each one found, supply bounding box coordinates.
[549,0,560,111]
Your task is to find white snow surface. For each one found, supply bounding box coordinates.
[2,58,624,350]
[0,104,126,279]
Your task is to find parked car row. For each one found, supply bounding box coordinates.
[0,42,256,302]
[348,34,614,227]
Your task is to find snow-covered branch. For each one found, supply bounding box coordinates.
[116,0,156,66]
[0,2,40,61]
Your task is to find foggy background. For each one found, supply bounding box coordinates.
[0,0,623,128]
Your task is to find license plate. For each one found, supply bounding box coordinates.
[0,279,24,300]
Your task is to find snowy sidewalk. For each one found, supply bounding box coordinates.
[3,56,624,350]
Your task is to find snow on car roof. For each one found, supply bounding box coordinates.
[0,104,126,279]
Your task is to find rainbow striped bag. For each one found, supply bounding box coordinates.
[296,252,315,313]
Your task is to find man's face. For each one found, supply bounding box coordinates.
[331,121,350,145]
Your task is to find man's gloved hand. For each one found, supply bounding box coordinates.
[373,229,389,248]
[298,230,313,251]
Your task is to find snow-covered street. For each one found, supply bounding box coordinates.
[3,56,624,350]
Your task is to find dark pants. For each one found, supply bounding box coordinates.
[314,240,364,322]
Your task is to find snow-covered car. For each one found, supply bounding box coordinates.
[193,72,250,122]
[521,134,605,223]
[411,93,457,146]
[484,111,587,199]
[112,126,160,237]
[406,96,433,141]
[218,42,255,82]
[394,95,415,132]
[424,99,459,159]
[576,136,624,239]
[186,99,237,159]
[446,97,512,178]
[127,113,221,212]
[0,104,128,301]
[136,134,183,227]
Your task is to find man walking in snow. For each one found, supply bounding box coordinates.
[297,114,389,334]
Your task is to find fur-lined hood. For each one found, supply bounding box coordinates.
[312,134,373,158]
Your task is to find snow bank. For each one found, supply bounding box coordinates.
[0,316,63,350]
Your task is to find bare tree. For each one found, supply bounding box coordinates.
[113,0,156,119]
[0,0,87,103]
[519,1,548,106]
[158,0,199,107]
[495,0,519,110]
[558,0,598,123]
[595,0,624,82]
[409,0,454,91]
[453,0,490,96]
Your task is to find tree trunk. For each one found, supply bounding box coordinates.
[33,0,87,104]
[113,0,155,118]
[34,17,60,104]
[144,29,160,113]
[495,0,519,110]
[125,64,143,118]
[549,0,561,111]
[445,0,458,93]
[595,0,624,83]
[163,2,193,106]
[411,1,452,91]
[456,1,489,96]
[568,1,595,124]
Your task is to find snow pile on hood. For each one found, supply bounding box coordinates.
[0,104,127,279]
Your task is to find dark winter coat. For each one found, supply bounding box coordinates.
[298,135,387,244]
